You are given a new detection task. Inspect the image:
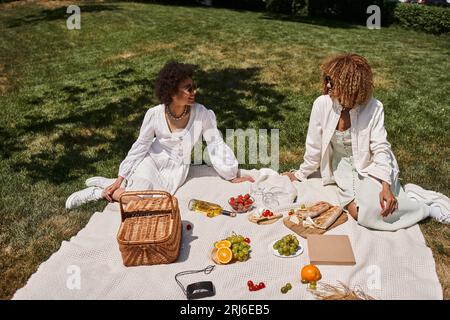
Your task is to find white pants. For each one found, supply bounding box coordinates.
[121,156,168,192]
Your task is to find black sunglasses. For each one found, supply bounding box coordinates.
[182,83,198,94]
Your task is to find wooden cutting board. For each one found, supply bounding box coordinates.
[283,212,348,239]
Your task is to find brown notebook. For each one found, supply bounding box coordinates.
[307,234,356,265]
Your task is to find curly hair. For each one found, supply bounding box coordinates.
[321,53,374,109]
[154,60,195,106]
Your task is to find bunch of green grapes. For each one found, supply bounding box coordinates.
[227,233,251,262]
[273,234,299,256]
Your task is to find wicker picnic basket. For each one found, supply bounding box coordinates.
[117,190,182,267]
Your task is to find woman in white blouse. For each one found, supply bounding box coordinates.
[283,53,449,229]
[66,61,254,209]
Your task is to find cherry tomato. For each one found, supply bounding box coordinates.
[244,237,251,244]
[247,280,254,287]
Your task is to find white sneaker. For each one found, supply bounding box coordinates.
[85,176,116,189]
[430,205,450,225]
[65,187,103,210]
[405,183,450,212]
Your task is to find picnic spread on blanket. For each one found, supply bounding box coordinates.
[13,166,443,300]
[117,181,349,297]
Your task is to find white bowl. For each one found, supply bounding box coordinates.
[269,239,303,258]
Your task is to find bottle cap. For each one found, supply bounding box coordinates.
[221,210,236,217]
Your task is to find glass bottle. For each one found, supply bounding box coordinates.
[188,199,236,218]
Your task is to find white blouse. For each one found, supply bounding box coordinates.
[118,103,238,188]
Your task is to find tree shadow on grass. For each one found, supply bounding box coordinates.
[259,13,357,29]
[12,98,150,183]
[11,65,289,184]
[11,67,153,184]
[195,66,292,130]
[0,126,23,160]
[6,4,121,28]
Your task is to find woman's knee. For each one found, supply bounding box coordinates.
[126,177,154,192]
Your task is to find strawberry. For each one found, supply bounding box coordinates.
[244,194,250,200]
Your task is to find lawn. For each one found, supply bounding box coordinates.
[0,1,449,300]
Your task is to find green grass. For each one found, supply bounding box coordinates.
[0,1,449,299]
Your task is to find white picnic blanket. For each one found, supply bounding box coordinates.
[13,165,442,300]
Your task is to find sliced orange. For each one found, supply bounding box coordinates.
[215,240,231,249]
[216,247,233,264]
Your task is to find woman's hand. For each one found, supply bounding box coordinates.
[379,182,397,217]
[231,175,255,183]
[281,172,298,182]
[103,177,124,202]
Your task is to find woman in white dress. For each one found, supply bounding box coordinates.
[66,61,254,209]
[283,53,449,230]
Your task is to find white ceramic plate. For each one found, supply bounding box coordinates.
[269,239,303,258]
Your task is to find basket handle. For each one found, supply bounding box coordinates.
[119,190,176,220]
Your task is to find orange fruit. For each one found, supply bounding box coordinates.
[216,247,233,264]
[301,264,322,283]
[215,240,231,249]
